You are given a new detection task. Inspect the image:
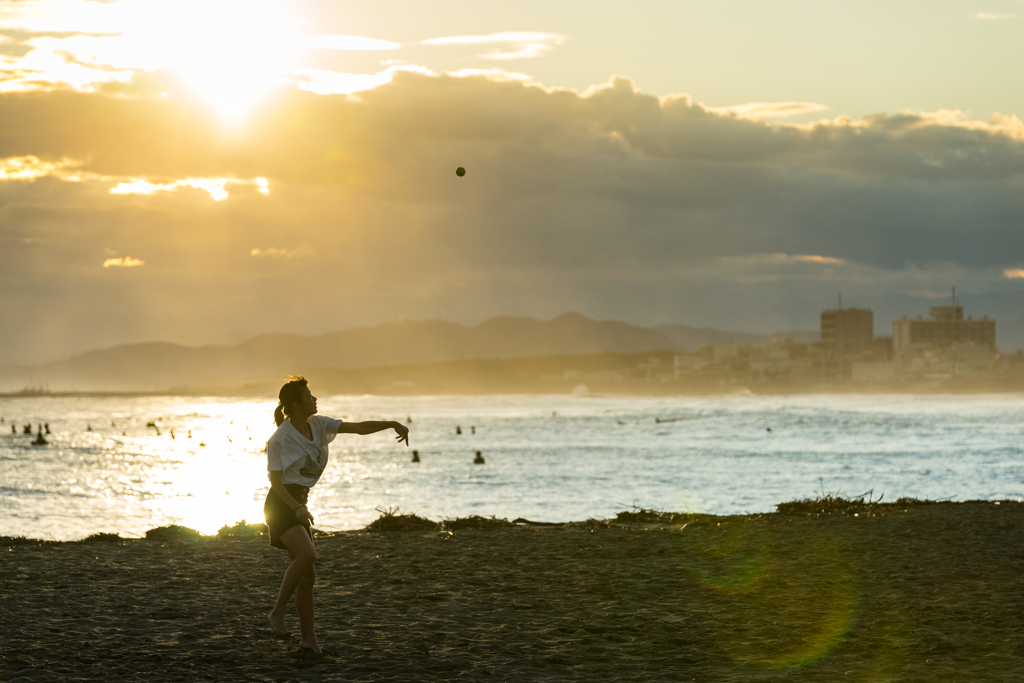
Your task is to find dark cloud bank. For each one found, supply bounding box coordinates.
[1,72,1023,364]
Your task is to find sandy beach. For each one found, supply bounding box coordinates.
[2,502,1022,682]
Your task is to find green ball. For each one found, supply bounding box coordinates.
[455,167,466,177]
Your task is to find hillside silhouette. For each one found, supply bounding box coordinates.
[0,313,814,392]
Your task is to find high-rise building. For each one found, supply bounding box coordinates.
[892,292,995,356]
[821,307,874,352]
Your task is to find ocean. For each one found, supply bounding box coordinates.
[1,393,1022,540]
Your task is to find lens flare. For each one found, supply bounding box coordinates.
[675,519,771,594]
[674,520,860,671]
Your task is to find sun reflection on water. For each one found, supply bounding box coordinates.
[2,393,1024,541]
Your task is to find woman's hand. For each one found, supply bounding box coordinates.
[296,507,315,526]
[392,422,410,446]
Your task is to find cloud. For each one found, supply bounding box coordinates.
[250,246,315,259]
[301,35,400,51]
[102,256,143,268]
[251,247,290,258]
[295,65,430,96]
[422,32,567,60]
[8,71,1016,184]
[0,70,1023,362]
[708,101,830,120]
[713,254,850,279]
[1004,269,1024,278]
[719,253,848,267]
[109,177,268,201]
[0,156,270,200]
[0,154,80,179]
[792,255,846,264]
[975,12,1017,19]
[0,33,137,92]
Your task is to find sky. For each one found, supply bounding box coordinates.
[0,0,1023,364]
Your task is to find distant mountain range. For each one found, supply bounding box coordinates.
[0,313,817,392]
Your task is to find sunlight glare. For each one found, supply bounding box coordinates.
[122,0,299,122]
[34,0,303,122]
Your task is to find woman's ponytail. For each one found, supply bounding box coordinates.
[274,375,308,426]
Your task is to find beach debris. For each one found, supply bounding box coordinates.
[473,450,485,464]
[441,515,515,531]
[0,535,60,546]
[512,518,566,526]
[766,427,772,432]
[86,424,92,432]
[455,425,462,435]
[217,520,267,538]
[144,524,204,541]
[79,532,122,543]
[581,518,612,529]
[365,507,439,533]
[771,489,965,517]
[614,506,692,525]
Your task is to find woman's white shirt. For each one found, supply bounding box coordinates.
[267,415,344,487]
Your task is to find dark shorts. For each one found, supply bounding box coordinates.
[264,484,313,550]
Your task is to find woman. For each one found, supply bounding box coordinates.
[265,376,409,654]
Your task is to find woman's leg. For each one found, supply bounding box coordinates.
[293,554,318,651]
[268,525,318,649]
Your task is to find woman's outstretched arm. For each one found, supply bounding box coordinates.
[337,420,409,445]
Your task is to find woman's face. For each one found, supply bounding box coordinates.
[293,385,317,416]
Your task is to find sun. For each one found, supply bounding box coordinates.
[130,0,300,120]
[54,0,303,122]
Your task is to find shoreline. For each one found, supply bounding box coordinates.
[6,384,1024,399]
[4,499,1020,545]
[3,501,1021,681]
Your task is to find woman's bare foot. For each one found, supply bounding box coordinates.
[267,610,289,640]
[297,638,321,654]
